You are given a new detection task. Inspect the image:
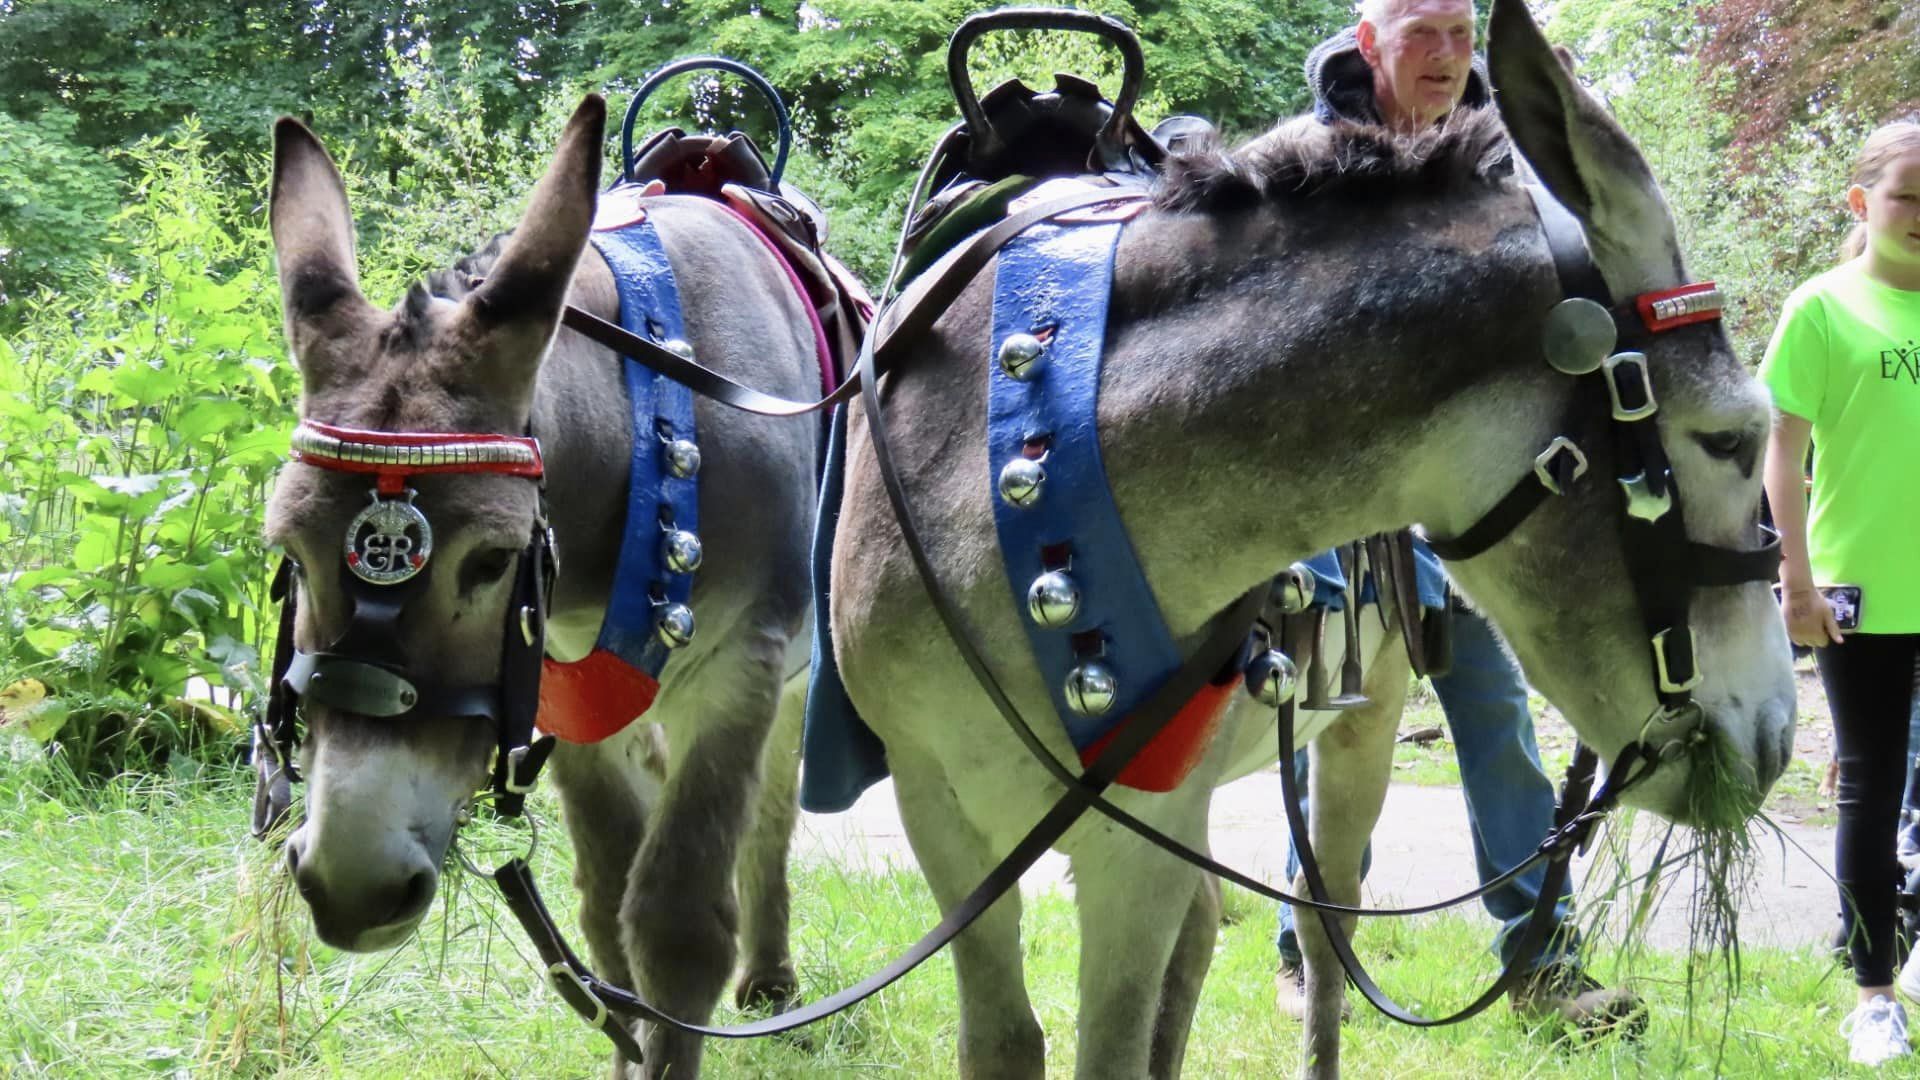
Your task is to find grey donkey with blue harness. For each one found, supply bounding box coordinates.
[823,2,1794,1078]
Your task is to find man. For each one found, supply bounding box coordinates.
[1272,0,1643,1034]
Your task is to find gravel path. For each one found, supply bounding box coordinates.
[795,773,1839,952]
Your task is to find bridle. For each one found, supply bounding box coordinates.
[1423,186,1782,748]
[250,419,558,839]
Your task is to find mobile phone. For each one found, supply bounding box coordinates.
[1822,585,1862,631]
[1771,582,1863,630]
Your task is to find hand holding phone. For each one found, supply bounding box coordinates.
[1773,582,1860,645]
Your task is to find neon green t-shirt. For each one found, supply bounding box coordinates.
[1758,260,1920,633]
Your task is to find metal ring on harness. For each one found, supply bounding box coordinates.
[621,56,793,185]
[946,7,1148,174]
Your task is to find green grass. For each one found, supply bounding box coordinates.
[0,739,1888,1078]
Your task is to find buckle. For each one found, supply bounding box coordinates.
[547,962,609,1029]
[1603,352,1658,422]
[1532,437,1589,496]
[505,739,550,795]
[1618,471,1674,522]
[1653,627,1702,694]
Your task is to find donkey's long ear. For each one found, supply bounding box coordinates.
[270,119,372,347]
[1487,0,1683,296]
[464,95,604,357]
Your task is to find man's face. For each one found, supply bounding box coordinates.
[1358,0,1477,130]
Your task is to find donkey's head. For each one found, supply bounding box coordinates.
[264,96,603,951]
[1425,0,1794,821]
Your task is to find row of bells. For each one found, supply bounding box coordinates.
[1028,572,1311,716]
[997,326,1312,718]
[654,428,705,650]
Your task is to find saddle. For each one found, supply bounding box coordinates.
[895,73,1176,289]
[626,125,873,384]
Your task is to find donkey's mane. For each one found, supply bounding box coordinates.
[386,232,511,349]
[1154,107,1513,213]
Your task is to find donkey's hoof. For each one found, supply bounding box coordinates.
[734,965,801,1013]
[1510,966,1649,1042]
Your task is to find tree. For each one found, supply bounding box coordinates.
[1698,0,1920,152]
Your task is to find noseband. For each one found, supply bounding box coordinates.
[251,419,557,837]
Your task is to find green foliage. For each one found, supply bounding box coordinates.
[1549,0,1871,364]
[0,108,120,312]
[0,120,292,775]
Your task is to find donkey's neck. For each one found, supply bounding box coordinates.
[1099,195,1566,636]
[527,251,633,660]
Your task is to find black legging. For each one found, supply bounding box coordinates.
[1820,632,1920,986]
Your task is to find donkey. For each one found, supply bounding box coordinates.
[826,1,1795,1076]
[264,95,816,1078]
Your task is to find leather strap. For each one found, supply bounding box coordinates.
[557,187,1146,418]
[492,578,1265,1040]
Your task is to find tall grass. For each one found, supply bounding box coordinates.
[0,739,1871,1078]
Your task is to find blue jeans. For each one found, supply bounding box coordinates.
[1277,604,1577,973]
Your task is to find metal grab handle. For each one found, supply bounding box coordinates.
[945,7,1146,166]
[620,56,793,185]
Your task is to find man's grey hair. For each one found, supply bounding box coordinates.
[1356,0,1475,26]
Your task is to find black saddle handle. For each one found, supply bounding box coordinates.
[946,7,1146,169]
[621,56,793,185]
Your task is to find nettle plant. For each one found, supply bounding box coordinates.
[0,122,292,775]
[0,72,585,775]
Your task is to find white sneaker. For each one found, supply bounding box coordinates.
[1900,950,1920,1005]
[1842,995,1912,1066]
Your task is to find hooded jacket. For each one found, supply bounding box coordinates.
[1303,25,1492,126]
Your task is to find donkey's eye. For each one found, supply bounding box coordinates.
[1695,430,1746,460]
[459,548,519,592]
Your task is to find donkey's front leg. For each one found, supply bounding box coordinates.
[622,640,786,1079]
[1295,643,1409,1080]
[548,729,667,1080]
[1070,791,1212,1080]
[892,746,1047,1080]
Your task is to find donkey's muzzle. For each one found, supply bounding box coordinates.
[287,825,439,952]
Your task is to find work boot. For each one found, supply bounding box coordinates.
[1509,964,1648,1040]
[1274,957,1352,1022]
[1273,958,1308,1021]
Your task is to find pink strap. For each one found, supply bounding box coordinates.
[711,200,838,394]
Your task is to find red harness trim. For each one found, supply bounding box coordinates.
[1076,675,1243,792]
[291,420,545,494]
[1634,281,1722,334]
[536,650,661,744]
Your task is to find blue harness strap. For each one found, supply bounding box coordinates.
[986,212,1180,751]
[590,207,700,678]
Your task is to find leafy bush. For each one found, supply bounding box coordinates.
[0,120,293,775]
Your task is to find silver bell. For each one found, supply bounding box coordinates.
[664,338,696,361]
[662,529,704,574]
[1244,649,1298,707]
[655,603,696,649]
[1027,570,1082,629]
[1064,660,1119,717]
[997,333,1047,380]
[1270,562,1319,615]
[665,438,702,479]
[998,457,1046,508]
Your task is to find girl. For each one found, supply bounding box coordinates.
[1760,117,1920,1067]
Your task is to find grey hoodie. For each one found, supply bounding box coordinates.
[1303,25,1492,126]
